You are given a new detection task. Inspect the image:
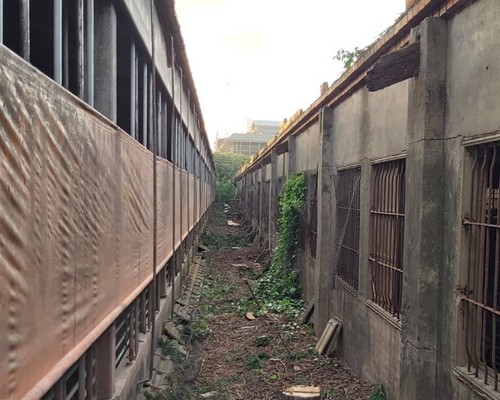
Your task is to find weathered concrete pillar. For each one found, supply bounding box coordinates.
[259,164,266,238]
[244,174,250,223]
[94,0,117,122]
[159,266,167,297]
[314,107,335,334]
[269,150,278,251]
[244,174,249,225]
[251,172,257,228]
[400,17,447,400]
[358,158,372,299]
[287,135,296,177]
[95,324,116,400]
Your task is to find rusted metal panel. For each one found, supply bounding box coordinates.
[182,170,188,239]
[174,167,182,249]
[197,177,202,222]
[189,176,195,229]
[0,46,211,399]
[157,159,174,265]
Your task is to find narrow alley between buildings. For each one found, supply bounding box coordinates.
[140,204,376,400]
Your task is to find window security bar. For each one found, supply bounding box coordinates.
[334,168,361,291]
[463,143,500,391]
[369,160,405,318]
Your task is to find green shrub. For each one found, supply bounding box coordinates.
[252,174,306,316]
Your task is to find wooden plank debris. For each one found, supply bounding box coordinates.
[299,299,315,325]
[366,41,420,92]
[315,318,342,355]
[282,385,320,399]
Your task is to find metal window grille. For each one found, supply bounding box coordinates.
[64,361,80,400]
[276,177,283,221]
[85,346,97,400]
[369,159,405,317]
[309,173,318,258]
[115,291,141,367]
[115,307,131,367]
[262,181,270,230]
[256,185,261,223]
[462,143,500,391]
[140,286,150,332]
[334,168,361,291]
[166,259,173,286]
[41,347,96,400]
[248,188,254,221]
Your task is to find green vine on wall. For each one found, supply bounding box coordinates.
[252,174,306,316]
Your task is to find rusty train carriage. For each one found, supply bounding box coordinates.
[0,1,214,399]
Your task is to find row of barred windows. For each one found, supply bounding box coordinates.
[0,0,211,181]
[305,145,500,392]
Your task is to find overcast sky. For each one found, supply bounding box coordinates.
[175,0,406,147]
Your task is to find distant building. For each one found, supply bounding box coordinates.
[216,120,280,156]
[216,132,277,156]
[249,120,281,135]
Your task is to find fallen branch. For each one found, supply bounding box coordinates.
[243,279,292,358]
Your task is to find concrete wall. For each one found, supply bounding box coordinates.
[237,77,408,400]
[236,1,500,399]
[442,1,500,398]
[296,249,316,302]
[277,154,286,179]
[446,0,500,140]
[318,72,408,399]
[296,170,319,302]
[122,0,196,141]
[333,82,408,168]
[330,291,401,399]
[295,122,321,173]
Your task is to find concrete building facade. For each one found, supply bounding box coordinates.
[215,132,277,157]
[236,0,500,399]
[0,1,214,399]
[215,120,280,156]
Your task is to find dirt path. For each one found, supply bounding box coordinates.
[147,204,375,400]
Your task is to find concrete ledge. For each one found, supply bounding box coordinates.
[365,300,402,332]
[334,277,360,299]
[113,240,201,400]
[114,282,175,400]
[454,367,500,400]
